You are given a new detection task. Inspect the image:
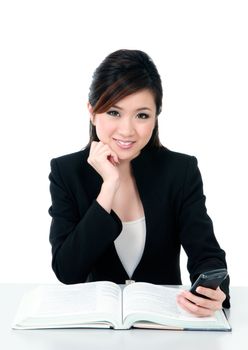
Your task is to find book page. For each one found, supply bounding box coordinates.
[123,283,217,324]
[13,281,122,329]
[123,283,182,321]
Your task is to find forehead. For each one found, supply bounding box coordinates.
[113,90,156,110]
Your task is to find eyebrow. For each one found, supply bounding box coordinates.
[111,105,152,111]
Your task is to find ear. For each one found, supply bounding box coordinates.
[87,102,95,125]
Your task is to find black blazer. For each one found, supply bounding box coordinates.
[48,145,230,307]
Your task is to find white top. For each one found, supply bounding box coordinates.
[114,216,146,278]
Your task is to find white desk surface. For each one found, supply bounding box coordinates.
[0,284,247,350]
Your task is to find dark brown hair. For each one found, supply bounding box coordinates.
[86,49,163,148]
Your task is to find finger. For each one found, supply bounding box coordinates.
[89,141,101,155]
[89,141,120,165]
[196,287,226,304]
[90,149,119,167]
[97,145,120,164]
[195,286,217,300]
[91,141,105,153]
[88,142,104,165]
[177,295,214,317]
[89,142,108,159]
[105,151,120,165]
[181,290,221,311]
[181,290,213,308]
[107,155,117,166]
[216,287,227,303]
[107,152,120,164]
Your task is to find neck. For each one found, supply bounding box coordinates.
[118,160,133,181]
[118,150,141,181]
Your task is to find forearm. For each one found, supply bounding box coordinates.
[96,180,119,213]
[179,156,230,307]
[50,200,122,284]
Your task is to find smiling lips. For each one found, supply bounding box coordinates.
[113,138,136,149]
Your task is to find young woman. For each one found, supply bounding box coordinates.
[48,49,230,316]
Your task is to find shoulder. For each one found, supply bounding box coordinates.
[132,146,199,187]
[51,147,89,165]
[156,147,199,182]
[49,147,91,180]
[50,147,89,168]
[145,146,198,171]
[157,146,195,162]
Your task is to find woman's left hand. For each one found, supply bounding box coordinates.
[176,287,226,317]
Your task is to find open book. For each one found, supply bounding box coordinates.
[12,281,231,331]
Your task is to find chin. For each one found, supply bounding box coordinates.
[118,150,141,161]
[109,140,143,160]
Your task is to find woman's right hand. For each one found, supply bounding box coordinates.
[87,141,120,185]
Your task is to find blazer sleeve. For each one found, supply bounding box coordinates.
[178,156,230,308]
[48,158,122,284]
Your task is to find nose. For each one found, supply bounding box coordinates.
[118,116,135,137]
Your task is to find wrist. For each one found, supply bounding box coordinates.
[103,178,120,192]
[96,179,119,213]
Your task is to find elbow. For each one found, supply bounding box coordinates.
[51,256,89,285]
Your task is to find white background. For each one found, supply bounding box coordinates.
[0,0,247,285]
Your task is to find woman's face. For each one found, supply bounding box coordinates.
[89,89,157,161]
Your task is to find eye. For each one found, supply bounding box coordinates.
[106,110,120,117]
[137,113,149,119]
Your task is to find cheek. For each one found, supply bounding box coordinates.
[95,118,115,141]
[138,122,155,139]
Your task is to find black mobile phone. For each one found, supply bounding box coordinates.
[190,268,228,298]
